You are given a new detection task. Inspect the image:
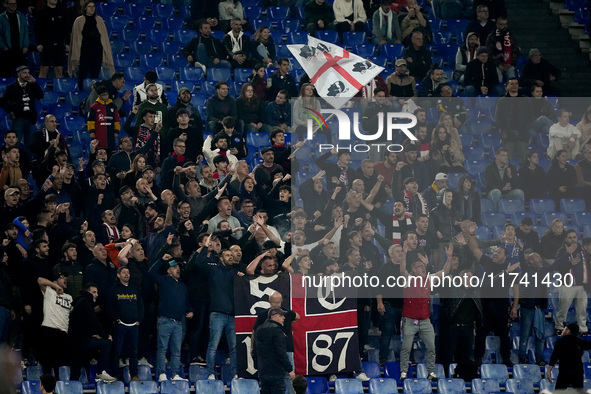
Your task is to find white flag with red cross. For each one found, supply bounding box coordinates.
[288,35,384,109]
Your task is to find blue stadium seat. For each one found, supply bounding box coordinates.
[529,198,555,215]
[480,198,495,213]
[234,68,251,82]
[574,212,591,227]
[201,81,217,96]
[481,212,507,227]
[280,19,300,32]
[385,361,401,381]
[230,379,259,394]
[122,365,152,384]
[480,132,502,149]
[545,336,559,349]
[498,199,525,215]
[136,16,157,30]
[538,379,555,392]
[27,365,43,381]
[140,54,163,69]
[66,91,85,109]
[246,132,270,147]
[129,381,158,394]
[244,6,262,20]
[172,80,195,93]
[125,66,144,83]
[130,40,153,55]
[296,5,306,20]
[55,381,83,394]
[207,67,231,82]
[465,160,488,177]
[81,78,100,92]
[317,30,339,44]
[447,172,464,189]
[121,29,141,43]
[475,225,491,240]
[110,40,125,56]
[560,198,586,215]
[268,6,290,20]
[195,380,224,394]
[191,93,207,107]
[369,55,387,68]
[288,32,308,44]
[63,116,86,132]
[168,53,188,68]
[114,53,135,69]
[306,377,330,394]
[97,2,118,17]
[21,381,42,394]
[180,67,204,82]
[335,378,364,394]
[463,145,486,160]
[160,380,190,393]
[270,31,285,44]
[344,32,366,45]
[584,363,591,379]
[174,29,197,44]
[511,211,537,226]
[416,363,446,379]
[433,31,452,45]
[480,364,508,384]
[354,44,376,57]
[505,378,534,394]
[124,2,144,17]
[96,381,125,394]
[438,379,466,394]
[541,212,568,227]
[436,43,458,65]
[41,91,61,107]
[361,362,381,379]
[148,29,169,44]
[53,78,78,94]
[250,19,266,31]
[104,16,127,31]
[155,66,176,83]
[152,3,174,18]
[210,30,225,41]
[513,364,541,385]
[160,41,182,56]
[188,365,209,383]
[403,378,431,394]
[369,378,398,394]
[471,378,500,394]
[162,17,185,30]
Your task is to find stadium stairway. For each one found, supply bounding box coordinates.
[506,0,591,97]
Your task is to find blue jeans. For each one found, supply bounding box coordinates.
[465,84,505,97]
[529,116,554,138]
[157,317,183,377]
[0,306,10,343]
[284,352,295,394]
[112,323,139,377]
[12,118,36,155]
[197,44,231,69]
[488,188,525,211]
[519,307,544,363]
[206,312,237,376]
[244,123,272,135]
[379,304,402,362]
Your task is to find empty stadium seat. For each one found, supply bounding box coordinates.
[21,381,42,394]
[129,381,158,394]
[246,132,270,147]
[155,66,176,83]
[174,29,197,44]
[189,365,209,383]
[416,363,446,379]
[463,145,486,160]
[148,29,169,44]
[130,40,153,55]
[529,198,556,215]
[381,43,404,59]
[505,378,535,394]
[195,379,224,394]
[280,19,300,32]
[539,379,555,392]
[584,362,591,379]
[268,6,290,20]
[369,378,398,394]
[121,29,141,43]
[403,378,431,394]
[498,199,525,215]
[344,31,367,45]
[114,53,135,69]
[122,365,152,384]
[152,3,174,18]
[438,378,466,394]
[471,378,500,394]
[55,381,83,394]
[180,67,204,83]
[465,160,488,177]
[105,16,128,31]
[574,211,591,227]
[96,380,125,394]
[140,54,163,69]
[362,361,381,379]
[481,212,507,227]
[171,80,195,92]
[306,377,330,394]
[475,225,491,240]
[480,364,508,384]
[124,2,143,17]
[560,198,586,214]
[54,78,78,94]
[160,380,190,393]
[26,365,43,381]
[385,361,402,381]
[288,32,307,44]
[479,198,494,213]
[63,116,86,132]
[162,17,185,30]
[317,30,339,44]
[207,67,231,82]
[231,379,260,394]
[354,44,376,57]
[136,16,157,30]
[513,364,542,385]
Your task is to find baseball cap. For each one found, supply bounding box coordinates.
[4,188,19,198]
[142,165,154,175]
[92,159,104,168]
[119,185,132,195]
[178,87,191,95]
[261,147,273,155]
[51,271,69,281]
[168,260,179,267]
[395,59,407,67]
[262,241,279,250]
[268,307,285,318]
[434,173,448,181]
[16,65,29,73]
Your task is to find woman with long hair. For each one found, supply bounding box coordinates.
[252,26,277,67]
[429,125,465,173]
[576,105,591,154]
[247,63,268,102]
[519,151,546,201]
[292,83,322,141]
[236,83,270,134]
[122,154,146,189]
[453,174,481,223]
[546,149,577,205]
[434,112,461,143]
[68,0,115,86]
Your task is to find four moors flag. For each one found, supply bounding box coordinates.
[287,35,384,108]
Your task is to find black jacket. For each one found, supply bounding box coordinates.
[2,80,44,122]
[182,35,226,61]
[254,319,293,376]
[464,58,498,90]
[68,290,108,345]
[549,334,591,372]
[108,282,144,324]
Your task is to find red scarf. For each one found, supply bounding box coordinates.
[502,31,512,66]
[173,152,185,163]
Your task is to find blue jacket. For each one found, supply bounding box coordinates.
[265,101,291,127]
[149,259,192,320]
[0,11,29,49]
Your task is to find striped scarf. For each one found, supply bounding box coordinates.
[392,214,413,244]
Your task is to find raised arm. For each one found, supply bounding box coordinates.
[245,251,271,275]
[37,277,63,295]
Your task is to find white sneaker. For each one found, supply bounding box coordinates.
[233,374,239,379]
[118,358,129,368]
[90,358,98,365]
[158,373,168,382]
[96,370,117,383]
[208,374,216,380]
[428,372,438,382]
[138,357,153,368]
[400,372,407,380]
[356,372,370,382]
[329,374,337,382]
[172,374,187,381]
[194,61,206,77]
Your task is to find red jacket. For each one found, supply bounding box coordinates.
[87,98,120,150]
[402,276,431,319]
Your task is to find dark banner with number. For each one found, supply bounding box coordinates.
[234,273,360,377]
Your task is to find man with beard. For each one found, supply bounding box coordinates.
[485,17,520,82]
[136,84,170,143]
[140,202,175,263]
[96,209,120,247]
[192,235,241,379]
[166,108,203,163]
[182,19,230,72]
[113,186,143,236]
[371,200,415,245]
[80,172,116,232]
[362,88,395,133]
[393,144,430,191]
[454,32,480,85]
[53,242,84,297]
[395,177,428,219]
[127,109,163,170]
[207,196,243,238]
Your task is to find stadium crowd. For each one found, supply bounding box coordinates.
[0,0,591,391]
